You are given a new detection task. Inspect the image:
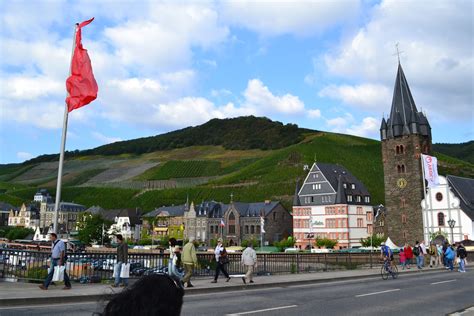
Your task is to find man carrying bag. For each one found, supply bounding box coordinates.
[113,234,129,288]
[39,233,71,290]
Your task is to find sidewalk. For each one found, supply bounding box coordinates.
[0,267,446,307]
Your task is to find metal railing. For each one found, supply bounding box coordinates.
[1,248,469,283]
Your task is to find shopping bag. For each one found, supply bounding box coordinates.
[113,263,120,278]
[120,263,130,278]
[52,265,65,282]
[456,257,461,264]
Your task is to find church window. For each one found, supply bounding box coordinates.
[229,213,236,234]
[437,213,445,226]
[436,193,443,202]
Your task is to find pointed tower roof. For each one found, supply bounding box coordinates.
[388,63,419,131]
[380,117,387,130]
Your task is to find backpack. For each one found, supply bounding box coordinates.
[413,246,420,256]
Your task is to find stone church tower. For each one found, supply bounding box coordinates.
[380,63,432,245]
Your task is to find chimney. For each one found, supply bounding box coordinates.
[264,200,271,205]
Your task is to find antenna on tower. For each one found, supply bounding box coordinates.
[393,42,404,64]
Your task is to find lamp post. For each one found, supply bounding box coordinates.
[447,219,456,243]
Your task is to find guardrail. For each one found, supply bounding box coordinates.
[1,248,470,283]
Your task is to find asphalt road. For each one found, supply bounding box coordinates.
[0,269,472,316]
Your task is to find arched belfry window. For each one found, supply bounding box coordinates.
[437,213,445,226]
[400,145,404,154]
[396,146,400,154]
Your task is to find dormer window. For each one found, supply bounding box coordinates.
[347,195,353,202]
[351,184,356,189]
[356,196,362,202]
[364,196,370,203]
[343,183,347,189]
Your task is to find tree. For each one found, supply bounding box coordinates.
[360,234,386,248]
[76,212,112,245]
[274,236,296,252]
[316,238,338,249]
[1,226,34,240]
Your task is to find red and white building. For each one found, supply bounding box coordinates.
[293,163,373,249]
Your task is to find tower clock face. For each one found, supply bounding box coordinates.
[397,178,407,189]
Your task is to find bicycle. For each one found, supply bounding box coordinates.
[381,258,399,280]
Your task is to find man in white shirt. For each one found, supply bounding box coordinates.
[241,244,257,284]
[39,233,71,290]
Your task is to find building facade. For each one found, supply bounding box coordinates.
[421,175,474,242]
[380,63,432,245]
[145,205,187,241]
[8,203,40,229]
[39,202,86,232]
[102,209,142,242]
[293,163,373,249]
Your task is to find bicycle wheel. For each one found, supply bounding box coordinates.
[391,264,399,279]
[381,265,389,280]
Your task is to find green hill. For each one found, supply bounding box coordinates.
[0,117,472,212]
[432,141,474,164]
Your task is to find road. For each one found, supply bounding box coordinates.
[0,270,472,316]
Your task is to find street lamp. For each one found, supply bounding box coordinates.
[447,219,456,243]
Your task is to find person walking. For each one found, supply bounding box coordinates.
[420,241,427,267]
[436,243,443,267]
[445,244,455,271]
[399,248,406,270]
[414,241,423,269]
[429,242,439,268]
[404,243,413,269]
[39,233,71,290]
[211,238,230,283]
[113,234,129,288]
[241,244,257,284]
[456,242,467,273]
[168,238,183,282]
[182,237,198,288]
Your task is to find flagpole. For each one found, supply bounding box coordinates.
[53,23,78,234]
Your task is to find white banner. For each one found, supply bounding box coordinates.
[260,216,265,233]
[421,154,439,188]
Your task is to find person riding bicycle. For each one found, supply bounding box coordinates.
[380,242,394,269]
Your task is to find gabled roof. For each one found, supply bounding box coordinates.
[101,209,142,225]
[232,201,280,217]
[146,204,187,218]
[447,175,474,220]
[317,163,370,197]
[0,202,16,213]
[45,202,86,213]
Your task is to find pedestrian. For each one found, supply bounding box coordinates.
[456,242,467,273]
[399,248,406,270]
[414,241,423,269]
[404,243,413,269]
[100,274,184,316]
[445,244,455,271]
[39,233,71,290]
[182,237,198,288]
[442,241,448,267]
[241,243,257,284]
[429,242,439,268]
[436,243,443,266]
[113,234,128,288]
[211,238,231,283]
[168,238,183,282]
[420,240,427,267]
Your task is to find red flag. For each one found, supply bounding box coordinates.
[66,18,98,112]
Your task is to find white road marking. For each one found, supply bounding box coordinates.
[0,301,99,310]
[355,289,400,297]
[225,305,298,315]
[431,279,456,285]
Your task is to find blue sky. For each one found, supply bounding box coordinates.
[1,0,473,164]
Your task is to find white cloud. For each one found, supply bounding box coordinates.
[325,114,379,138]
[323,0,473,121]
[219,0,361,37]
[307,109,321,119]
[1,75,64,100]
[319,84,391,111]
[1,100,64,129]
[243,79,305,115]
[91,132,122,144]
[17,151,33,161]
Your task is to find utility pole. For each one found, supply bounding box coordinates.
[101,223,104,246]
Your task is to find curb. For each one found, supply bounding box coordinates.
[0,268,447,307]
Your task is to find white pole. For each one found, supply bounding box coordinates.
[53,24,78,234]
[420,155,429,243]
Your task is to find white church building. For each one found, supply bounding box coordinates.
[421,175,474,243]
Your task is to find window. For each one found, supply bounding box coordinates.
[437,212,445,226]
[351,184,356,189]
[251,225,255,234]
[401,214,407,224]
[396,145,400,154]
[256,225,261,234]
[364,196,370,203]
[356,196,361,202]
[400,145,404,154]
[357,207,363,215]
[367,224,373,234]
[273,212,276,220]
[343,183,347,189]
[347,195,353,202]
[357,218,363,227]
[401,198,406,208]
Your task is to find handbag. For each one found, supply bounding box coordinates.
[120,263,130,278]
[219,248,230,264]
[52,265,65,282]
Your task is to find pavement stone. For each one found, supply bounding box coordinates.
[0,266,447,307]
